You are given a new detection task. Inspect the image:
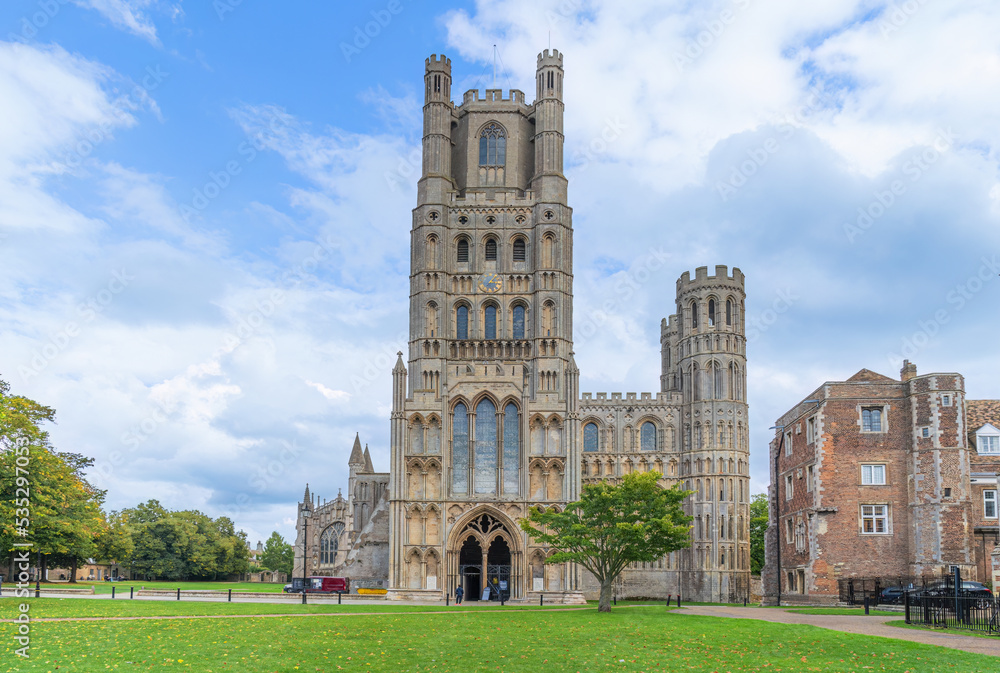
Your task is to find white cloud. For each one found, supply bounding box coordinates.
[305,380,351,402]
[73,0,183,45]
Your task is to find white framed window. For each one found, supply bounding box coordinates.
[861,406,884,433]
[941,394,952,407]
[806,417,816,444]
[785,518,794,543]
[861,463,886,485]
[921,427,930,438]
[861,504,890,534]
[806,465,814,492]
[785,474,794,500]
[784,431,792,456]
[976,425,1000,454]
[985,490,997,519]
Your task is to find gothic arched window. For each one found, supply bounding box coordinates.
[512,238,526,262]
[457,239,469,263]
[512,305,526,339]
[726,298,733,326]
[484,305,497,339]
[456,305,469,340]
[474,398,498,495]
[320,522,345,565]
[479,123,507,166]
[452,403,469,494]
[691,301,699,329]
[502,402,519,495]
[708,299,716,326]
[584,422,599,452]
[485,238,498,261]
[640,422,657,451]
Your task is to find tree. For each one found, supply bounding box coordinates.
[0,378,106,581]
[749,493,769,576]
[260,531,294,576]
[520,471,692,612]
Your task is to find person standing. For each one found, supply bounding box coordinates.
[454,585,464,605]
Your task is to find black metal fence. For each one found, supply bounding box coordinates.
[905,592,1000,635]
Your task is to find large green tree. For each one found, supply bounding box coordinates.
[749,492,769,576]
[520,471,692,612]
[123,500,250,580]
[0,378,107,580]
[259,531,294,576]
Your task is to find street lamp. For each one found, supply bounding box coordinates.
[301,501,311,605]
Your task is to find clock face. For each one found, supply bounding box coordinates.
[477,273,503,294]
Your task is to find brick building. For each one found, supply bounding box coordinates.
[763,361,1000,604]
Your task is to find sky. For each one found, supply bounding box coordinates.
[1,0,998,547]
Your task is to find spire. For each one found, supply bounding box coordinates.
[303,483,311,503]
[363,444,374,473]
[393,351,406,374]
[348,432,365,466]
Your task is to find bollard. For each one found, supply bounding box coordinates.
[446,593,450,606]
[112,586,116,599]
[864,596,869,615]
[744,597,748,607]
[130,586,134,600]
[228,589,232,602]
[35,580,40,599]
[338,591,342,605]
[540,594,544,607]
[302,590,307,605]
[613,593,616,606]
[177,588,180,601]
[677,595,681,608]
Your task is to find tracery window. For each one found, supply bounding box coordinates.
[453,403,469,494]
[452,399,521,497]
[479,123,507,166]
[320,522,345,565]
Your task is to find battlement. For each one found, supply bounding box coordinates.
[580,391,674,405]
[459,88,529,108]
[537,49,563,68]
[425,54,451,72]
[661,314,679,337]
[676,265,745,292]
[450,189,536,206]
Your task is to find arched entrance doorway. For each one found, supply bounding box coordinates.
[458,536,482,601]
[450,511,521,601]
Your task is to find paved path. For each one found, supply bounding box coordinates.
[677,605,1000,657]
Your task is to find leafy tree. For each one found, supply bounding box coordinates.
[0,378,106,581]
[260,531,294,576]
[520,471,692,612]
[96,510,135,569]
[749,492,769,575]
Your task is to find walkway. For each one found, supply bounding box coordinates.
[678,605,1000,657]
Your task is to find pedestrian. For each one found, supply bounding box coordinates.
[455,585,464,605]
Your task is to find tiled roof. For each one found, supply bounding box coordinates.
[967,400,1000,433]
[846,368,897,383]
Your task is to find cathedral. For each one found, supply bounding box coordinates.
[294,49,751,603]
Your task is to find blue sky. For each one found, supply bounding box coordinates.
[2,0,999,546]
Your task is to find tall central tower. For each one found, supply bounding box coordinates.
[387,51,582,600]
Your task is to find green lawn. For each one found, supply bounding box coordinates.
[43,580,287,595]
[2,603,995,672]
[0,598,579,620]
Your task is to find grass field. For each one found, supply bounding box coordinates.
[2,602,996,672]
[40,580,287,595]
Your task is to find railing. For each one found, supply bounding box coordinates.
[905,592,1000,635]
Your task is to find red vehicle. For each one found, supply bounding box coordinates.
[305,576,349,594]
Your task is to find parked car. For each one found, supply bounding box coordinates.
[911,581,994,608]
[283,577,349,594]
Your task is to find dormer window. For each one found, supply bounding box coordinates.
[976,423,1000,454]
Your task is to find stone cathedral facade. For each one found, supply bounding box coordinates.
[294,50,751,603]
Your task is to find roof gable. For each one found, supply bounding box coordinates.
[846,368,897,383]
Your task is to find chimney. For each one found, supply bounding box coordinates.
[900,360,917,382]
